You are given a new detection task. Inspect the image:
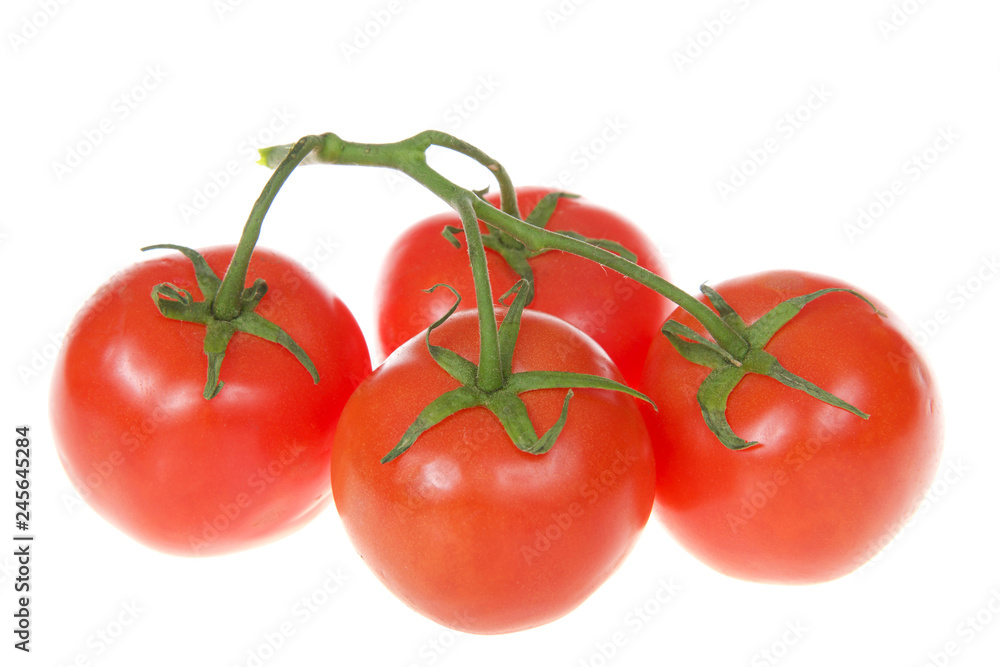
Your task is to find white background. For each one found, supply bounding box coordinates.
[3,0,999,665]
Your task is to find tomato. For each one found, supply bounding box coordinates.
[374,187,671,383]
[639,270,943,584]
[50,246,371,556]
[330,309,655,634]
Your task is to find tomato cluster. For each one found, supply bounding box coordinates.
[51,140,943,636]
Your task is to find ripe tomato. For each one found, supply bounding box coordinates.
[50,246,371,556]
[374,187,671,383]
[639,270,943,584]
[330,309,655,634]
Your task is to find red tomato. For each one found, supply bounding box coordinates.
[374,187,671,383]
[639,270,943,584]
[50,246,371,556]
[331,309,655,634]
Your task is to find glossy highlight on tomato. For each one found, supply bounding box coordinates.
[331,309,655,634]
[50,246,371,556]
[639,270,943,584]
[374,186,672,382]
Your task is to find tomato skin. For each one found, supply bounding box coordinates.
[639,270,943,584]
[50,246,371,556]
[331,310,655,634]
[374,187,672,383]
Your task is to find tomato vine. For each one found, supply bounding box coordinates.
[258,130,879,452]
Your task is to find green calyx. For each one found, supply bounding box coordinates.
[380,281,653,463]
[441,191,638,303]
[143,244,318,399]
[143,135,324,400]
[663,285,885,450]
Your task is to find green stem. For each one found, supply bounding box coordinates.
[455,197,504,392]
[213,135,321,321]
[472,201,749,358]
[253,130,876,453]
[261,132,748,358]
[421,130,520,220]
